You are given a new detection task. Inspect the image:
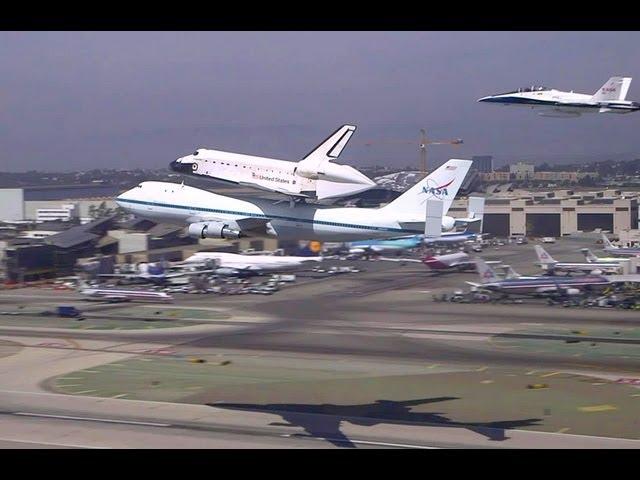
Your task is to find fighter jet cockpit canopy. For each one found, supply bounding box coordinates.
[499,85,551,95]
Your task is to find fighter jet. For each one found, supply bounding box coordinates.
[170,125,376,202]
[478,77,639,117]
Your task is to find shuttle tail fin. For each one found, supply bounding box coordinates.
[380,159,472,219]
[534,245,556,265]
[592,77,632,102]
[296,124,356,173]
[296,125,374,186]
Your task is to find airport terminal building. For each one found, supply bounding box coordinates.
[450,189,640,237]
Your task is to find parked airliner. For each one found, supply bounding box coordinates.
[601,233,640,257]
[534,245,621,275]
[115,159,473,242]
[181,251,322,273]
[468,258,612,297]
[478,77,639,117]
[170,125,376,201]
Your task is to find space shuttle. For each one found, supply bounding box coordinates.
[170,125,376,201]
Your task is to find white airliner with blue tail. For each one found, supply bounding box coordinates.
[116,159,473,242]
[478,77,639,117]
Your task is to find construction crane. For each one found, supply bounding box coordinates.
[363,129,463,177]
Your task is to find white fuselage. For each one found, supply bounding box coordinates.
[171,148,376,200]
[80,287,173,302]
[479,88,639,116]
[184,252,321,271]
[117,181,432,242]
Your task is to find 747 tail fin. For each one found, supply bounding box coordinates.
[379,159,472,219]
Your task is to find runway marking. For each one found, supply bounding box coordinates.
[475,366,488,372]
[556,427,571,434]
[13,412,171,427]
[0,436,107,449]
[427,364,439,369]
[280,434,439,449]
[541,372,562,378]
[480,380,494,384]
[525,371,537,375]
[578,404,618,413]
[82,370,99,373]
[111,393,128,399]
[631,394,640,397]
[72,390,96,395]
[56,384,81,388]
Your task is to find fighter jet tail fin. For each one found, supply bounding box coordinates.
[534,244,556,265]
[475,257,500,284]
[592,77,632,102]
[380,159,472,219]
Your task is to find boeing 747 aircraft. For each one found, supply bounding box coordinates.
[170,125,376,201]
[478,77,639,117]
[116,159,473,242]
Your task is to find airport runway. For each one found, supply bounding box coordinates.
[0,238,639,448]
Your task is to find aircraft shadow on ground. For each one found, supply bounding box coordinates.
[209,397,542,447]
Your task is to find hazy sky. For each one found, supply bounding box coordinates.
[2,31,640,172]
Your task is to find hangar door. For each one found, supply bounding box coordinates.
[577,213,613,233]
[526,213,560,237]
[482,214,510,237]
